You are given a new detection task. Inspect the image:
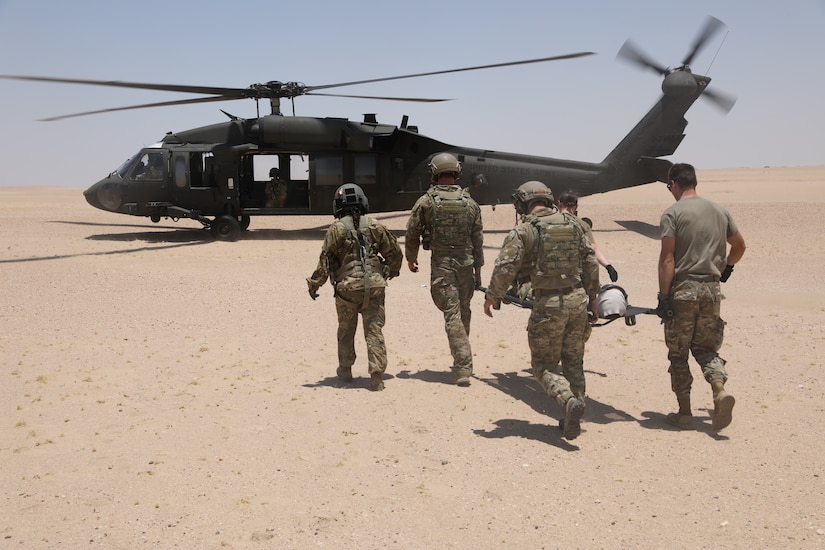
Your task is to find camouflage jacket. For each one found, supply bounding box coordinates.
[404,185,484,269]
[307,214,403,292]
[485,206,599,302]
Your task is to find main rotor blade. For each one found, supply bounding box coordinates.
[682,15,725,67]
[39,95,235,122]
[616,40,668,76]
[305,52,596,92]
[0,73,247,97]
[306,92,449,103]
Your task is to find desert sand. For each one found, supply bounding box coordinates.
[2,166,824,548]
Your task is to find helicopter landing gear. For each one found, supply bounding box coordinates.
[239,214,251,231]
[211,215,241,242]
[150,213,161,223]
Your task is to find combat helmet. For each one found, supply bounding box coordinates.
[333,183,369,218]
[428,152,462,182]
[512,180,554,215]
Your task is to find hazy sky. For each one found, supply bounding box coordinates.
[0,0,823,188]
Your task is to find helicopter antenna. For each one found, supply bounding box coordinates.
[704,29,729,75]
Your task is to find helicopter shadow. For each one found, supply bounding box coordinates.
[615,220,661,240]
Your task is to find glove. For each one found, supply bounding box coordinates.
[720,264,734,283]
[606,264,618,282]
[656,292,673,320]
[309,288,319,300]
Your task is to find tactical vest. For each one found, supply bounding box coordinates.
[528,212,583,290]
[427,186,473,253]
[333,215,384,285]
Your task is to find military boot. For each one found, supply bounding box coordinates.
[370,372,385,391]
[711,379,735,430]
[562,397,585,441]
[453,367,472,387]
[666,396,695,430]
[336,366,354,383]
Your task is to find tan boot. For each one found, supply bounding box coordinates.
[711,379,735,430]
[336,366,353,383]
[712,391,735,430]
[370,372,385,391]
[453,367,472,387]
[666,396,695,430]
[562,397,585,440]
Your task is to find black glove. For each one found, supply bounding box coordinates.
[656,292,673,320]
[309,288,319,300]
[720,264,734,283]
[606,264,618,282]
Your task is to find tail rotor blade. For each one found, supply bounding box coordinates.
[682,15,725,67]
[703,87,737,115]
[617,40,668,76]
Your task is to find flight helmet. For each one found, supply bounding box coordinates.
[333,183,369,218]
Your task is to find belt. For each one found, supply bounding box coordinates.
[674,275,720,283]
[534,283,582,297]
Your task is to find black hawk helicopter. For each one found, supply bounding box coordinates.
[1,16,734,241]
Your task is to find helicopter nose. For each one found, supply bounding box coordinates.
[84,180,123,212]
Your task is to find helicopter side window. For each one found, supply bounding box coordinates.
[174,157,187,189]
[354,156,377,186]
[315,156,343,187]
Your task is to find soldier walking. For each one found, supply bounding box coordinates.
[307,183,403,391]
[405,153,484,386]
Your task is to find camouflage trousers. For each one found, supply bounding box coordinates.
[335,288,387,375]
[528,288,589,406]
[430,261,474,373]
[664,280,728,399]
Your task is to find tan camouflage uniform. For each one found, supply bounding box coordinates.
[660,197,738,400]
[485,206,599,405]
[307,213,403,376]
[405,185,484,379]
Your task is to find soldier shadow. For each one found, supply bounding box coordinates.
[394,368,454,385]
[303,373,397,391]
[471,369,637,448]
[638,409,730,439]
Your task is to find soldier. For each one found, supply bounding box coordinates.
[657,163,746,430]
[307,183,403,391]
[557,190,619,282]
[405,152,484,386]
[483,181,599,441]
[265,167,287,208]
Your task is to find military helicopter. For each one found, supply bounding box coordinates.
[1,16,734,241]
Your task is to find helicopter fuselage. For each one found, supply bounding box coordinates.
[83,66,720,240]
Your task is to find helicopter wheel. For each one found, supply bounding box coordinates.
[211,215,241,242]
[238,214,251,231]
[150,213,161,223]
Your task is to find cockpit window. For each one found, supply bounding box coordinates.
[115,152,142,179]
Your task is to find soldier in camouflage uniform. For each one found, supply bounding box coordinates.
[483,181,599,441]
[657,163,746,430]
[307,183,403,391]
[405,153,484,386]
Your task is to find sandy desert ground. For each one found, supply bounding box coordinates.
[1,166,824,548]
